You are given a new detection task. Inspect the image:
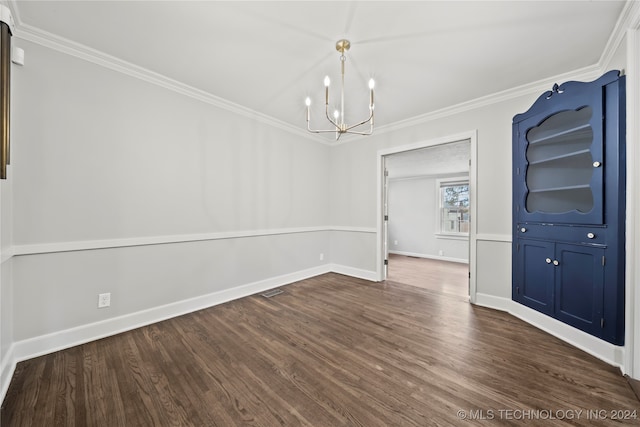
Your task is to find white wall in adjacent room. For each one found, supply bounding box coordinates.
[388,176,469,262]
[388,177,436,255]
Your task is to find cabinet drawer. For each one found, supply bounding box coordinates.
[516,223,606,245]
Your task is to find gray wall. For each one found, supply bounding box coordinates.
[1,11,638,400]
[6,40,332,349]
[13,42,330,244]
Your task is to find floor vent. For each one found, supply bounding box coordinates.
[261,289,284,298]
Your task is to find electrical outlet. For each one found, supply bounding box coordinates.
[98,292,111,308]
[319,253,324,261]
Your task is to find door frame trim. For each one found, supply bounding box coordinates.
[376,130,478,302]
[625,27,640,380]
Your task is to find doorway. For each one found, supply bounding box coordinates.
[376,131,478,302]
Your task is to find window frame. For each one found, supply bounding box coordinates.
[435,177,470,240]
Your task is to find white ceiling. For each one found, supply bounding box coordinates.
[9,1,627,141]
[385,139,470,179]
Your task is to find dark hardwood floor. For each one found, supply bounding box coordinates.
[2,267,639,426]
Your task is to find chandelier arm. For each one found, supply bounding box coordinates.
[307,128,345,134]
[307,109,341,133]
[306,118,326,133]
[324,104,341,128]
[343,129,374,136]
[343,111,374,132]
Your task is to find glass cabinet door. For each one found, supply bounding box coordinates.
[516,105,604,225]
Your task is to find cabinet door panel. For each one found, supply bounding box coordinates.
[514,239,554,315]
[516,106,604,225]
[554,244,604,336]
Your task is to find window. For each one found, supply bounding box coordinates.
[437,179,469,236]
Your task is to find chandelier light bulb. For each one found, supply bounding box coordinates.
[305,97,311,107]
[333,110,340,120]
[369,79,375,110]
[324,76,331,87]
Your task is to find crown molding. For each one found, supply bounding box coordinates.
[12,21,323,144]
[377,1,639,136]
[6,0,638,146]
[0,4,15,34]
[374,64,602,136]
[600,0,640,71]
[5,0,19,26]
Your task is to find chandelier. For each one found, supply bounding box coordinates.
[305,39,375,141]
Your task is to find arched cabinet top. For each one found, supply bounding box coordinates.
[513,70,621,123]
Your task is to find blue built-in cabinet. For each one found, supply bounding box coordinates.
[512,70,626,345]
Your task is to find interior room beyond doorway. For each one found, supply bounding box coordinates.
[386,254,468,298]
[383,139,471,295]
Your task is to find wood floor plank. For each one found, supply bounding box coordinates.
[2,260,639,426]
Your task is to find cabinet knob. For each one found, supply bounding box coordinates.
[553,260,560,266]
[546,258,552,264]
[520,227,526,233]
[587,232,595,239]
[593,161,602,168]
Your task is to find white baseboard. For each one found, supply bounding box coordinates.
[474,292,513,311]
[0,345,15,403]
[11,265,332,364]
[1,263,382,403]
[389,250,468,264]
[1,264,332,402]
[329,264,379,282]
[6,265,621,405]
[473,294,625,369]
